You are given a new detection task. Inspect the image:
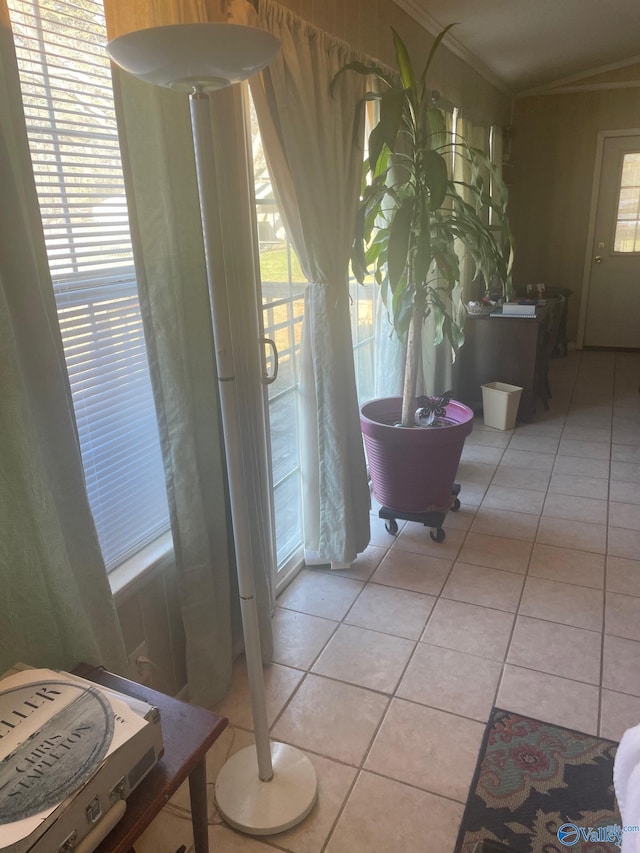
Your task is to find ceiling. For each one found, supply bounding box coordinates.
[395,0,640,94]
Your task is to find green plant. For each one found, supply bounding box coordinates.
[335,26,514,426]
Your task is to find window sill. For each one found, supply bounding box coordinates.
[109,531,174,603]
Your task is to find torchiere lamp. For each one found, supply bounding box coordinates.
[106,23,318,836]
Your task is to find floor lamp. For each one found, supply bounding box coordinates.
[107,23,318,836]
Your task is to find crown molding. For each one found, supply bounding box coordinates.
[392,0,513,97]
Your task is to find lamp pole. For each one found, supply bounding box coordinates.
[107,23,317,836]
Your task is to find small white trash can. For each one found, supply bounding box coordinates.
[481,382,523,430]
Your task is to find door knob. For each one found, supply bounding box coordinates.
[594,256,603,263]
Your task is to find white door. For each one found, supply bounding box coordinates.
[584,135,640,348]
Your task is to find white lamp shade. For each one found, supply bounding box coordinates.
[106,23,279,91]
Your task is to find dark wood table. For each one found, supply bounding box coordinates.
[73,663,227,853]
[454,300,560,422]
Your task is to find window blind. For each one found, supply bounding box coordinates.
[8,0,170,570]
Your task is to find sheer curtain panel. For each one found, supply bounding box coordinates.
[0,2,127,675]
[231,0,371,567]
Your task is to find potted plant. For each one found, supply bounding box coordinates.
[335,27,514,540]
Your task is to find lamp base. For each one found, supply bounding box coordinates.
[215,742,318,836]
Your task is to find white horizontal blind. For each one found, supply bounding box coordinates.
[8,0,170,569]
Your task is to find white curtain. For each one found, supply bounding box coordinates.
[231,0,370,567]
[0,4,127,675]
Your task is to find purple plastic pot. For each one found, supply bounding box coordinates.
[360,397,474,514]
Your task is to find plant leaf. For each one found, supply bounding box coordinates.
[422,149,448,210]
[387,196,414,291]
[420,23,458,88]
[330,61,392,96]
[391,27,416,91]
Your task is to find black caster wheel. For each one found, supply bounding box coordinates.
[430,527,445,543]
[385,519,399,535]
[451,497,461,512]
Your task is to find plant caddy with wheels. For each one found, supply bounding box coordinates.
[335,26,514,542]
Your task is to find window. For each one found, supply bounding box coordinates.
[250,96,375,573]
[8,0,170,570]
[614,152,640,253]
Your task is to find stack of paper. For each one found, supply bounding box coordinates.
[494,302,537,317]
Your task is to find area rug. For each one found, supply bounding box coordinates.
[454,708,621,852]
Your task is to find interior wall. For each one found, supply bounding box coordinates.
[275,0,511,127]
[510,80,640,342]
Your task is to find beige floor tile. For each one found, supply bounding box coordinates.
[345,583,435,640]
[605,592,640,641]
[608,526,640,560]
[543,492,608,525]
[471,507,540,542]
[507,615,601,684]
[364,698,485,801]
[457,481,489,506]
[311,624,415,694]
[206,725,254,779]
[562,425,612,443]
[611,461,640,483]
[482,485,545,515]
[603,636,640,696]
[272,608,337,670]
[267,752,357,853]
[548,472,610,500]
[214,657,304,731]
[325,770,463,853]
[442,504,477,531]
[270,674,388,766]
[519,576,603,631]
[609,501,640,531]
[600,690,640,741]
[421,598,515,661]
[442,562,524,612]
[610,480,640,505]
[371,548,452,596]
[498,665,599,735]
[492,465,551,492]
[458,532,532,574]
[277,570,364,620]
[536,516,607,554]
[460,444,505,465]
[392,522,466,560]
[398,643,502,721]
[558,438,611,460]
[606,555,640,596]
[457,460,497,484]
[553,455,611,479]
[529,543,604,589]
[515,421,565,439]
[500,448,556,471]
[134,809,196,853]
[612,444,640,463]
[208,826,282,851]
[467,428,512,448]
[330,544,387,581]
[613,426,640,445]
[508,434,559,455]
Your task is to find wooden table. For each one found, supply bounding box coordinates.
[73,663,227,853]
[453,300,560,422]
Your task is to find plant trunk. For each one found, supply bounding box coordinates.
[401,307,423,427]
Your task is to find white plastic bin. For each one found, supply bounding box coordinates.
[481,382,523,430]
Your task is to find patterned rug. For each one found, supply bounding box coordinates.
[454,708,621,852]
